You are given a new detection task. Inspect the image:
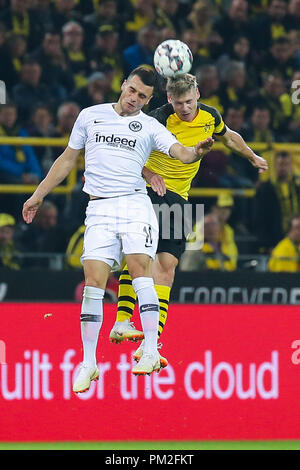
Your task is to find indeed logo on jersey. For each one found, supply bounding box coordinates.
[95,133,136,150]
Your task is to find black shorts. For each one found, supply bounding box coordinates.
[147,187,188,260]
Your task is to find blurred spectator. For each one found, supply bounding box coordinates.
[0,103,42,218]
[243,106,275,143]
[253,151,300,252]
[83,0,122,46]
[0,103,42,184]
[219,61,248,113]
[12,58,54,123]
[124,0,155,47]
[52,101,80,162]
[216,34,258,89]
[62,21,91,89]
[0,213,21,269]
[218,105,258,188]
[250,0,291,56]
[0,0,43,50]
[65,224,85,269]
[29,0,55,40]
[49,0,81,32]
[212,0,251,55]
[155,0,182,33]
[247,0,270,17]
[262,37,298,83]
[26,105,56,174]
[71,72,107,109]
[31,30,74,100]
[224,104,248,138]
[19,200,70,268]
[159,26,177,42]
[181,28,207,73]
[196,64,224,113]
[122,24,160,75]
[250,73,292,138]
[211,193,238,269]
[268,213,300,272]
[179,213,237,271]
[0,34,27,92]
[288,29,300,67]
[183,0,222,59]
[287,0,300,29]
[89,25,124,95]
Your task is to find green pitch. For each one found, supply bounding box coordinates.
[0,441,300,450]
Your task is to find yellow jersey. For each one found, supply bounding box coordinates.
[268,237,300,272]
[146,102,226,200]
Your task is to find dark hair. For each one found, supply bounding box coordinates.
[127,67,157,89]
[275,150,290,159]
[271,36,289,47]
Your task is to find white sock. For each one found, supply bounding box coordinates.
[132,277,159,355]
[80,285,104,367]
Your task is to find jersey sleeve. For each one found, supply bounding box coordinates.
[213,108,226,136]
[68,110,87,149]
[151,118,178,155]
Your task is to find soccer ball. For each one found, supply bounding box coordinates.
[154,39,193,78]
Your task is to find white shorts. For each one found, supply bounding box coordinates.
[81,193,159,268]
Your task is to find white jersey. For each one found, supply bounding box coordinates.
[68,103,178,198]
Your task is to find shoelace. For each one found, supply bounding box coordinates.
[79,362,88,369]
[79,362,96,372]
[140,352,158,362]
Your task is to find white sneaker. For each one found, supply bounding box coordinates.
[134,341,168,368]
[132,352,160,376]
[73,363,99,393]
[109,319,144,344]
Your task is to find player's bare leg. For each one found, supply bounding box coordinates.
[73,259,111,393]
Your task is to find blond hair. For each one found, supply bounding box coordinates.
[166,73,198,98]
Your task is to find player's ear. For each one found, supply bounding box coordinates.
[145,94,153,105]
[121,80,127,91]
[196,87,200,100]
[167,94,172,104]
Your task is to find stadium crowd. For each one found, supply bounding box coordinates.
[0,0,300,272]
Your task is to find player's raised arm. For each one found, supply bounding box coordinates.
[169,137,214,164]
[215,127,268,174]
[22,146,81,223]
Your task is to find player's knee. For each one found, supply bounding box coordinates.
[126,254,152,279]
[84,279,103,290]
[154,256,178,285]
